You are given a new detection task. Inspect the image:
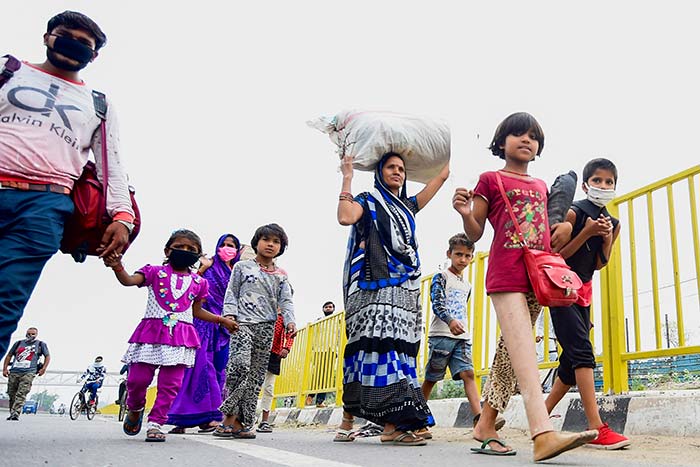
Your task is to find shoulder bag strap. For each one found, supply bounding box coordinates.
[91,91,109,216]
[0,55,21,89]
[495,172,529,252]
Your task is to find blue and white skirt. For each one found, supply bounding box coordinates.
[342,279,433,430]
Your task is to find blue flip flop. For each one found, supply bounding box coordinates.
[123,409,144,436]
[470,438,517,456]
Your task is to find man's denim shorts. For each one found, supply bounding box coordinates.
[424,336,473,382]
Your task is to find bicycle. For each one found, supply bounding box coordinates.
[117,387,128,422]
[69,384,99,420]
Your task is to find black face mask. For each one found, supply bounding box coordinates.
[25,334,36,342]
[46,35,94,71]
[168,249,200,270]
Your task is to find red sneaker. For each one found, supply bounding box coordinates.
[588,423,630,450]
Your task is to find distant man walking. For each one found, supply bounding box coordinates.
[3,327,50,420]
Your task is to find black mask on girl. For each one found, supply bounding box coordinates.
[46,35,95,71]
[168,249,200,270]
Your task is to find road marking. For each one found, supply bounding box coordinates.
[189,435,361,467]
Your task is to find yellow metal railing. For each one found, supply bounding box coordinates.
[272,165,700,404]
[602,164,700,392]
[274,312,346,408]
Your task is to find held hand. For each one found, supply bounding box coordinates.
[448,319,466,336]
[279,348,289,359]
[599,215,614,239]
[340,155,355,179]
[550,222,573,253]
[452,188,473,217]
[102,253,122,268]
[2,368,8,378]
[584,216,612,238]
[286,322,298,339]
[98,221,130,258]
[220,317,239,333]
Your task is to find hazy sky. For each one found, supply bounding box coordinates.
[2,1,699,386]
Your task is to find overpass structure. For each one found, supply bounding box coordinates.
[0,370,123,388]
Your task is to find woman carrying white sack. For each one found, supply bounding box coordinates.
[314,110,451,445]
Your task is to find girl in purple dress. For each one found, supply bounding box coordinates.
[167,233,242,433]
[104,229,238,442]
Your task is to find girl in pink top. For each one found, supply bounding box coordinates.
[104,229,237,442]
[453,113,597,461]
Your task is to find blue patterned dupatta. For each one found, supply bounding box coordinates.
[343,155,421,301]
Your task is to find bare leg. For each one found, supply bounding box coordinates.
[339,411,354,431]
[490,292,553,437]
[421,380,437,402]
[460,370,482,416]
[544,377,571,414]
[261,410,270,423]
[575,367,604,429]
[473,402,513,452]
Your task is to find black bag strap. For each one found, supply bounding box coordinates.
[92,90,108,121]
[0,55,21,89]
[91,91,109,214]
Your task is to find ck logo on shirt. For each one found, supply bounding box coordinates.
[7,83,80,131]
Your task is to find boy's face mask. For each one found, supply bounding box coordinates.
[46,35,95,71]
[585,183,616,207]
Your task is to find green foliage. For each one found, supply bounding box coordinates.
[629,379,646,391]
[430,380,466,400]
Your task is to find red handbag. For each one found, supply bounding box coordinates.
[0,57,140,263]
[59,91,141,263]
[495,172,582,307]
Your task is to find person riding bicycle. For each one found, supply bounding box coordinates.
[77,356,107,405]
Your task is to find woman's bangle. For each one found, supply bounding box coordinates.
[113,264,125,273]
[339,194,354,202]
[340,191,352,197]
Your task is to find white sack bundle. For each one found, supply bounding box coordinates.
[308,110,450,183]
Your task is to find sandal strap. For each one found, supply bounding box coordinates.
[480,437,508,448]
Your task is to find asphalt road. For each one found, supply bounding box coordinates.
[0,412,697,467]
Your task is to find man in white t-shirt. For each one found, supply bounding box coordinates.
[0,11,135,358]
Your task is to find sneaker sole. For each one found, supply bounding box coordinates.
[586,440,631,450]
